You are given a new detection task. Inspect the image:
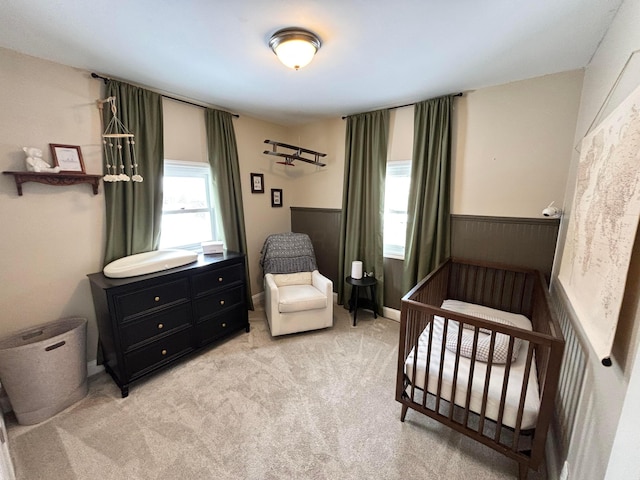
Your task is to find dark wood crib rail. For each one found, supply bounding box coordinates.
[396,258,565,480]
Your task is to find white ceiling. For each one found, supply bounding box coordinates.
[0,0,623,126]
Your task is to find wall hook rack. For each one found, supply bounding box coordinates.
[263,140,326,167]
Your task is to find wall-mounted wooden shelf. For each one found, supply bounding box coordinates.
[3,171,102,196]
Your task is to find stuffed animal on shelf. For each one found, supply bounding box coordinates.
[23,147,60,173]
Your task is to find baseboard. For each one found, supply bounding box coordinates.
[252,291,265,307]
[87,360,105,378]
[545,423,564,480]
[383,306,400,322]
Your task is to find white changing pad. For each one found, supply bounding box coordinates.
[404,300,540,430]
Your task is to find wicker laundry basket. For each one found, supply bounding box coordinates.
[0,317,88,425]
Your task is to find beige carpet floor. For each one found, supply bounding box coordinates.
[6,305,546,480]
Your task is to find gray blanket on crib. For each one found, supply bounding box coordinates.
[260,232,318,275]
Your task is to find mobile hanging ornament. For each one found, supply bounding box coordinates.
[98,96,143,183]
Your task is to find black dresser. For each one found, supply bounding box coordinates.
[88,252,249,397]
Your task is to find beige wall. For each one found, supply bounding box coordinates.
[285,117,346,209]
[387,107,414,162]
[452,70,583,217]
[163,98,208,163]
[0,48,105,363]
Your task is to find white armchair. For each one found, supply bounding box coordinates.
[264,270,333,336]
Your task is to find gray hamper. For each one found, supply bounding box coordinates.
[0,317,88,425]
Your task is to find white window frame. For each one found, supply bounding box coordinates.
[160,159,218,251]
[383,160,412,260]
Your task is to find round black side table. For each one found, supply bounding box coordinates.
[346,276,378,327]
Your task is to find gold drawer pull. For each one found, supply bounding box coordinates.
[218,277,223,282]
[222,323,227,328]
[161,349,167,355]
[220,300,225,306]
[154,296,160,302]
[157,323,164,330]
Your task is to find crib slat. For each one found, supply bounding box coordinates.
[512,341,535,450]
[409,311,421,404]
[516,273,525,314]
[422,314,435,409]
[435,317,450,414]
[459,265,468,301]
[469,265,478,302]
[497,270,506,311]
[478,268,488,305]
[488,268,497,308]
[508,271,517,312]
[478,331,498,434]
[494,336,516,444]
[463,326,481,427]
[449,320,465,422]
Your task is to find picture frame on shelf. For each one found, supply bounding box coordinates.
[271,188,283,207]
[49,144,85,173]
[250,173,264,193]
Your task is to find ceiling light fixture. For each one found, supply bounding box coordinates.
[269,27,321,70]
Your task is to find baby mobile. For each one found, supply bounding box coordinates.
[97,96,143,183]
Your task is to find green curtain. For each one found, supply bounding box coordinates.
[338,109,389,313]
[205,108,253,310]
[402,95,453,293]
[103,81,164,266]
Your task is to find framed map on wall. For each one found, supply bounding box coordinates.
[558,83,640,365]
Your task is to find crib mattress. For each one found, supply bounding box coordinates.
[404,300,540,430]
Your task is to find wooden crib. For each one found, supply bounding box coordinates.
[396,258,564,479]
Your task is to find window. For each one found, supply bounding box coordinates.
[159,160,218,250]
[383,160,412,259]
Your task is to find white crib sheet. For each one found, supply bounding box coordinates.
[404,300,541,430]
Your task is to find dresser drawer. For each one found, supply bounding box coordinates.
[192,262,244,296]
[120,303,192,351]
[116,278,190,321]
[193,285,244,321]
[125,328,193,379]
[196,305,247,346]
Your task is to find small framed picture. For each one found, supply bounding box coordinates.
[271,188,283,207]
[250,173,264,193]
[49,144,85,173]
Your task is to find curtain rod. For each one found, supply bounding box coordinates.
[91,73,240,118]
[341,92,463,120]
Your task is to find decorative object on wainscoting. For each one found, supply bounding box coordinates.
[263,139,326,167]
[542,201,562,218]
[271,188,283,207]
[97,96,143,183]
[23,147,60,173]
[250,172,264,193]
[49,144,85,173]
